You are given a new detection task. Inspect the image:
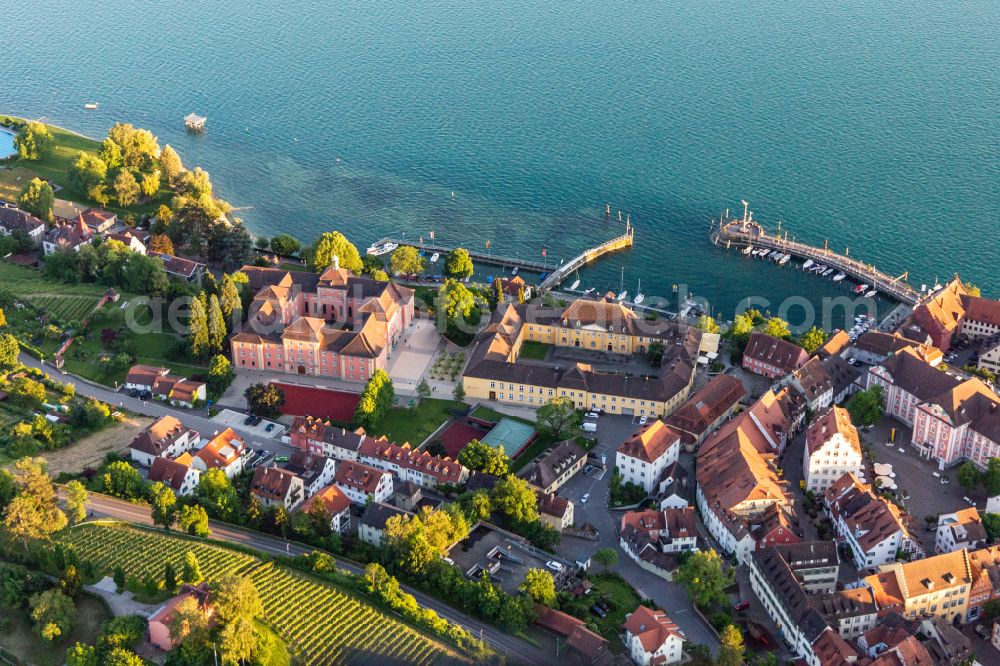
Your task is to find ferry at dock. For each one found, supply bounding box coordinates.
[366,241,398,256]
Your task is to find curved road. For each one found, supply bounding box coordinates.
[82,493,546,664]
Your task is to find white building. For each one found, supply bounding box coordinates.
[191,428,247,479]
[615,420,680,493]
[249,467,305,511]
[128,416,199,468]
[147,455,201,497]
[334,460,394,505]
[284,451,337,498]
[803,406,863,494]
[936,507,988,554]
[302,485,353,534]
[622,606,685,666]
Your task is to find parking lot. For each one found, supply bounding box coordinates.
[212,408,286,440]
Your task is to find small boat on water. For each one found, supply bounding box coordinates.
[742,245,753,255]
[365,241,398,256]
[83,102,98,110]
[854,283,869,294]
[768,251,779,260]
[802,259,814,270]
[584,287,596,295]
[634,279,645,304]
[570,279,581,291]
[822,268,834,276]
[833,272,846,282]
[511,266,518,276]
[778,254,790,265]
[429,252,440,263]
[866,289,878,298]
[616,290,628,302]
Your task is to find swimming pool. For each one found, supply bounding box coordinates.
[0,128,16,159]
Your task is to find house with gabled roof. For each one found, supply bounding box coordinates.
[192,428,246,478]
[149,251,206,283]
[358,502,413,547]
[148,454,200,496]
[333,460,393,505]
[250,466,304,510]
[622,606,685,665]
[358,437,468,489]
[803,406,863,494]
[533,604,609,664]
[616,420,680,493]
[664,374,744,450]
[742,332,809,379]
[301,484,352,533]
[282,450,336,497]
[518,438,587,493]
[935,507,987,554]
[128,415,199,467]
[0,204,44,246]
[42,213,92,255]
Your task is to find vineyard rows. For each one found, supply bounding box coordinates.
[61,524,463,665]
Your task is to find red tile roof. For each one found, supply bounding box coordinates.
[623,606,684,653]
[303,484,352,517]
[617,420,680,463]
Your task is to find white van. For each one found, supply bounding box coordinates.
[582,422,597,433]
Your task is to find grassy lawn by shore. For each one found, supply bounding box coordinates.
[0,591,112,666]
[2,115,169,216]
[368,398,465,447]
[518,340,551,360]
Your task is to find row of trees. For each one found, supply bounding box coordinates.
[387,245,474,280]
[44,237,171,295]
[188,276,242,359]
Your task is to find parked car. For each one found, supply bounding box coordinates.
[638,415,648,425]
[975,624,990,639]
[585,412,599,419]
[545,561,564,573]
[243,415,254,426]
[734,600,751,611]
[265,423,275,433]
[581,493,590,504]
[590,605,607,619]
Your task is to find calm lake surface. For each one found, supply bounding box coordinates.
[2,0,997,325]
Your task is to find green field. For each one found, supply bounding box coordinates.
[0,261,107,322]
[61,523,463,665]
[518,340,551,360]
[369,398,466,447]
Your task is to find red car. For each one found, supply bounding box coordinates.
[734,600,751,612]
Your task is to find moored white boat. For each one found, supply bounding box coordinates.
[84,102,98,110]
[833,272,846,282]
[778,254,790,265]
[742,245,753,255]
[617,291,628,302]
[429,252,440,263]
[802,259,814,270]
[570,279,580,290]
[866,289,877,298]
[854,283,869,294]
[633,279,644,304]
[511,266,518,275]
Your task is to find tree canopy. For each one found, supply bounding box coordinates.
[491,475,539,525]
[847,385,884,428]
[519,568,555,605]
[308,231,363,273]
[18,177,55,222]
[444,248,474,279]
[245,383,285,418]
[14,122,54,160]
[354,370,394,429]
[799,326,828,353]
[535,397,581,440]
[389,245,425,276]
[457,440,511,476]
[674,549,733,610]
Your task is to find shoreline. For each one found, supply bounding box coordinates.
[3,112,104,144]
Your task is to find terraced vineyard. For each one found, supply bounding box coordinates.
[61,523,465,665]
[0,262,106,323]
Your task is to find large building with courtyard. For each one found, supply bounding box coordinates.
[230,260,414,382]
[462,297,704,418]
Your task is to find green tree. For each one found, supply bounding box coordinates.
[181,551,203,585]
[458,439,511,476]
[308,231,363,273]
[244,383,285,418]
[439,279,476,327]
[207,220,254,271]
[389,245,425,276]
[0,469,17,513]
[986,458,1000,496]
[207,355,235,400]
[60,565,82,598]
[195,468,238,521]
[675,549,733,610]
[491,475,539,524]
[207,293,226,354]
[647,340,665,367]
[219,274,242,322]
[139,169,161,198]
[459,489,493,522]
[105,123,160,171]
[29,589,76,641]
[593,547,618,573]
[113,566,126,592]
[164,562,178,592]
[491,278,504,311]
[354,370,394,429]
[64,480,88,525]
[763,316,791,339]
[215,575,264,665]
[3,457,68,547]
[519,568,556,605]
[847,385,885,428]
[148,231,174,256]
[18,177,55,222]
[188,294,209,358]
[444,248,474,279]
[0,332,19,368]
[68,152,108,194]
[159,144,183,185]
[535,397,581,440]
[113,169,141,208]
[416,378,432,401]
[101,461,144,500]
[104,648,144,666]
[984,514,1000,542]
[66,643,99,666]
[453,381,466,402]
[14,122,54,160]
[799,326,828,353]
[958,461,981,491]
[729,312,756,338]
[148,481,177,529]
[695,314,720,333]
[269,233,301,256]
[718,624,746,666]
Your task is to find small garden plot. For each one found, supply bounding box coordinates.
[428,350,466,382]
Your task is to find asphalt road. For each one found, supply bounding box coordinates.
[81,492,547,664]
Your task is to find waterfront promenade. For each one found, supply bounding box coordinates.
[713,217,921,305]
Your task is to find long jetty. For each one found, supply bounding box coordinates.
[373,222,634,288]
[712,215,921,305]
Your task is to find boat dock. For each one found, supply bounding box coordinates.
[712,212,920,305]
[372,222,634,286]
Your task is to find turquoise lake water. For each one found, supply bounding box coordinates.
[1,0,997,326]
[0,129,15,159]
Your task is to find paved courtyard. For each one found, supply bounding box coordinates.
[212,408,285,439]
[389,319,448,394]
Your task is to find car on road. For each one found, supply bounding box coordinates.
[581,493,590,504]
[251,416,263,426]
[545,560,564,573]
[129,389,138,398]
[734,600,750,611]
[265,423,275,433]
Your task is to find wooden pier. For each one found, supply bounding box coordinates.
[712,214,920,305]
[373,223,634,285]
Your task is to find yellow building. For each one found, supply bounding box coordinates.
[865,549,972,624]
[462,298,702,418]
